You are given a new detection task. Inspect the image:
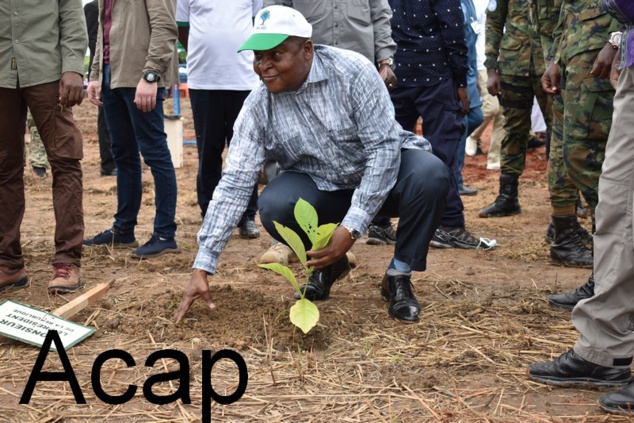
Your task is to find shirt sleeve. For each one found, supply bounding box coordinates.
[484,0,509,70]
[145,0,178,76]
[176,0,190,24]
[341,61,401,234]
[193,92,267,274]
[59,0,89,76]
[432,0,469,87]
[371,0,397,63]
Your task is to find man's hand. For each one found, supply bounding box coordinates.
[87,80,102,106]
[59,71,84,108]
[134,78,158,112]
[487,69,502,96]
[590,43,618,80]
[306,226,354,270]
[457,87,470,116]
[173,269,216,324]
[542,62,561,95]
[380,64,397,92]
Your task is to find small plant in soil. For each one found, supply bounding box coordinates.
[258,198,337,334]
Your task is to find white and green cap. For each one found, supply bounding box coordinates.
[238,5,312,52]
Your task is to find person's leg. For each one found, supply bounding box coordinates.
[124,88,178,240]
[25,82,84,269]
[409,80,465,229]
[101,65,143,236]
[27,109,49,174]
[0,87,28,277]
[469,69,497,141]
[97,106,116,175]
[458,106,483,191]
[487,107,506,169]
[190,89,227,218]
[571,65,634,367]
[562,51,613,220]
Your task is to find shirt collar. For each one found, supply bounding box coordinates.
[295,48,328,92]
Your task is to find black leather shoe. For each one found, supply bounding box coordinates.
[458,184,478,196]
[295,255,351,301]
[380,273,420,323]
[529,349,633,388]
[599,383,634,415]
[548,274,595,309]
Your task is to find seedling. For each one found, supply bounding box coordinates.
[258,198,338,334]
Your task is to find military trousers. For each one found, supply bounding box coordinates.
[573,65,634,367]
[548,51,614,217]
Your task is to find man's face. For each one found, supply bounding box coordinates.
[253,38,313,94]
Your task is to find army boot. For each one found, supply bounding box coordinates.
[478,173,521,218]
[550,214,593,267]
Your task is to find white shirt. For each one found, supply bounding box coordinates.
[176,0,263,90]
[473,0,488,71]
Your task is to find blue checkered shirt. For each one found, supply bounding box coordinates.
[194,45,431,274]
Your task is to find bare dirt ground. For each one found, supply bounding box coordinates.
[0,99,627,422]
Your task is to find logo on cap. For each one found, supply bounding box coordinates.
[260,10,270,25]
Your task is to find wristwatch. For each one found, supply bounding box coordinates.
[142,70,161,83]
[378,57,394,71]
[341,225,362,240]
[609,32,622,49]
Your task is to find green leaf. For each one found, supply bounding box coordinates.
[294,198,318,245]
[312,223,338,250]
[258,263,300,294]
[273,221,307,266]
[289,298,320,334]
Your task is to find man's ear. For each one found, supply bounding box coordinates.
[303,40,313,60]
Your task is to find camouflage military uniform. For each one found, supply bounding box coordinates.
[485,0,549,176]
[26,109,49,169]
[547,0,617,218]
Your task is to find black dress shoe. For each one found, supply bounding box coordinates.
[295,255,351,301]
[380,273,420,323]
[458,184,478,196]
[529,349,633,388]
[548,274,595,309]
[599,383,634,415]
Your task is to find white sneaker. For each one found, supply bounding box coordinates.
[486,162,500,170]
[465,136,478,156]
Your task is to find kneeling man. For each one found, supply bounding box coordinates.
[173,6,449,324]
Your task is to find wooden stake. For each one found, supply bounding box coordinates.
[51,280,114,319]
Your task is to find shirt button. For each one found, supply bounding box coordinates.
[14,11,19,15]
[15,39,19,43]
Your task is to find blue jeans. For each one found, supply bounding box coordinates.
[457,106,484,187]
[101,65,177,238]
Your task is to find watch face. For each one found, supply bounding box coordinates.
[145,73,156,82]
[614,33,622,46]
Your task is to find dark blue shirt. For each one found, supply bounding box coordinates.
[389,0,469,87]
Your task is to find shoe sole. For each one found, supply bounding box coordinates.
[239,233,260,239]
[478,209,521,218]
[48,282,84,294]
[599,399,634,415]
[131,247,181,259]
[429,239,453,248]
[459,191,478,196]
[84,241,139,248]
[529,373,633,388]
[547,299,575,310]
[550,255,593,269]
[366,237,396,246]
[0,276,29,292]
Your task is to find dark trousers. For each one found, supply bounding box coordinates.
[0,82,84,271]
[189,89,258,223]
[258,149,449,272]
[97,106,116,173]
[390,79,465,228]
[101,65,178,238]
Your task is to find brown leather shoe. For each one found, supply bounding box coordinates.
[0,268,29,291]
[48,263,82,294]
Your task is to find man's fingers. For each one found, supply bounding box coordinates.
[173,296,196,323]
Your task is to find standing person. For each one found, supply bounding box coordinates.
[262,0,399,251]
[389,0,492,250]
[456,0,484,196]
[176,0,263,240]
[465,0,506,171]
[478,0,550,218]
[0,0,86,293]
[173,6,450,324]
[528,2,634,414]
[84,0,116,177]
[84,0,181,259]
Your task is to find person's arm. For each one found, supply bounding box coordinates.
[84,2,98,61]
[58,0,88,108]
[432,0,469,88]
[176,0,189,50]
[484,0,508,95]
[371,0,397,89]
[144,0,178,77]
[263,0,291,6]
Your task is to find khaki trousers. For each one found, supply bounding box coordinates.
[469,69,506,166]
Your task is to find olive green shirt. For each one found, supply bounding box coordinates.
[485,0,545,76]
[0,0,87,88]
[529,0,562,62]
